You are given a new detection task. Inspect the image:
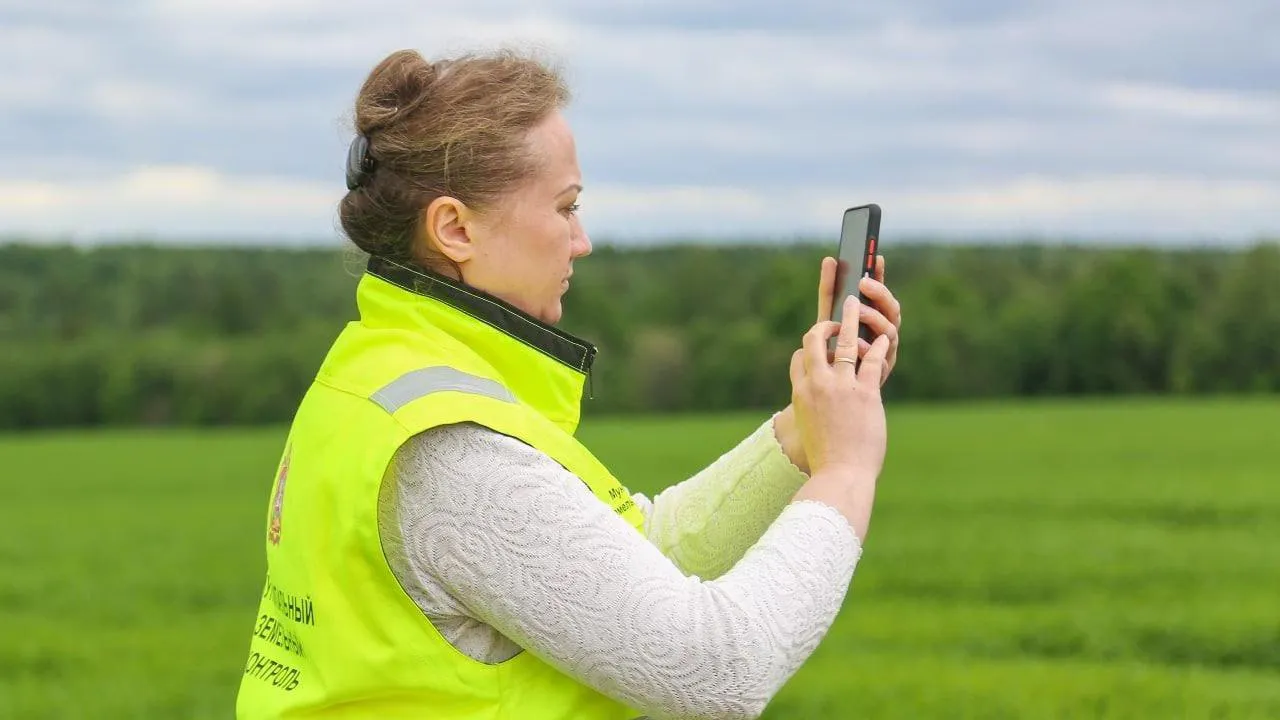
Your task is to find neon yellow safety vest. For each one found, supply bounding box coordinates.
[236,255,649,719]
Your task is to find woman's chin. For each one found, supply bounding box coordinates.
[542,301,563,324]
[540,301,563,325]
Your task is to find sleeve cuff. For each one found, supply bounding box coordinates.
[762,411,810,485]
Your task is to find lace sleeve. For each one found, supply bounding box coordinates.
[644,413,810,580]
[388,422,861,719]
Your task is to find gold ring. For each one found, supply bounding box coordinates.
[833,357,858,367]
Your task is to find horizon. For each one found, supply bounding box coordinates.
[3,230,1276,251]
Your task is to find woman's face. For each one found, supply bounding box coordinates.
[437,110,591,326]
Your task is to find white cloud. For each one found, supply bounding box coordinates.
[88,80,212,123]
[0,166,341,241]
[1098,83,1280,124]
[143,2,580,68]
[0,24,103,110]
[1,0,1277,243]
[585,174,1280,242]
[875,175,1280,238]
[3,166,1274,244]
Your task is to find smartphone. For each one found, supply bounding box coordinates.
[829,203,881,351]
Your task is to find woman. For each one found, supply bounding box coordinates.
[237,48,902,720]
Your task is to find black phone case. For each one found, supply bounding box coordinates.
[832,204,881,346]
[857,205,881,342]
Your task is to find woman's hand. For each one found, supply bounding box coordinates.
[789,308,892,540]
[791,310,890,479]
[774,254,902,473]
[814,254,901,385]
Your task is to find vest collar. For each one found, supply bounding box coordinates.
[367,256,598,374]
[359,256,598,431]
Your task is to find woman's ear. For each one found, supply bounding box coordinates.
[420,196,475,265]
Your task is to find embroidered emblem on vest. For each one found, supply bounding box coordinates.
[267,445,292,545]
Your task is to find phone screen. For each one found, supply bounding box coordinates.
[830,206,874,327]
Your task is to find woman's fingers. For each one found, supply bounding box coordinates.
[857,304,900,386]
[858,275,902,328]
[790,348,805,386]
[856,268,902,386]
[875,254,886,284]
[804,320,842,375]
[817,256,837,322]
[828,341,871,363]
[858,334,892,391]
[858,305,899,344]
[831,296,861,376]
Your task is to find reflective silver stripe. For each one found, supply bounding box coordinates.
[370,366,516,413]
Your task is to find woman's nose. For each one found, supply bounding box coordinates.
[573,221,592,258]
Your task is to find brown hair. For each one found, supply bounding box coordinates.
[338,48,570,274]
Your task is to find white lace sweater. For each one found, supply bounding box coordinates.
[377,415,863,720]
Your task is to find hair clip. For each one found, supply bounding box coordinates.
[345,134,377,190]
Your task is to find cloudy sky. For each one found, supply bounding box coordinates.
[1,0,1277,246]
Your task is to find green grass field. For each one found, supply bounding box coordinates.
[2,398,1278,718]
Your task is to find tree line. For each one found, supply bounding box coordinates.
[0,239,1276,429]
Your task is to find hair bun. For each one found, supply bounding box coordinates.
[354,49,437,136]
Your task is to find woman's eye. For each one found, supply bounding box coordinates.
[564,203,581,214]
